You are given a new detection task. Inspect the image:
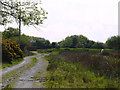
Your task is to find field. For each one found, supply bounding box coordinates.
[41,48,120,88]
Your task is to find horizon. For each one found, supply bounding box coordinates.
[0,0,119,43]
[0,30,117,43]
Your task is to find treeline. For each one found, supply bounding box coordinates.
[2,27,55,51]
[59,35,120,49]
[1,27,120,63]
[58,35,104,49]
[58,35,120,50]
[2,27,120,51]
[2,27,51,62]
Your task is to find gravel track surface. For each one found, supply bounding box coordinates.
[1,52,48,89]
[0,52,40,75]
[13,53,48,88]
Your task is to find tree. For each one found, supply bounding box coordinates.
[34,38,51,49]
[59,35,89,48]
[2,27,33,50]
[51,42,57,48]
[85,40,95,48]
[77,35,88,48]
[71,35,78,48]
[0,0,48,47]
[92,42,105,49]
[2,27,19,39]
[10,35,31,51]
[36,38,45,49]
[44,40,51,49]
[59,37,72,48]
[106,36,120,49]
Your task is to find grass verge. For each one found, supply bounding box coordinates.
[0,58,24,69]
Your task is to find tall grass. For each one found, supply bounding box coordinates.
[43,50,120,88]
[59,50,120,78]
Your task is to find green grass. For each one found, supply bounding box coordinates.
[43,51,120,88]
[37,48,116,54]
[0,58,24,69]
[2,57,38,89]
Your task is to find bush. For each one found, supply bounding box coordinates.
[2,39,23,62]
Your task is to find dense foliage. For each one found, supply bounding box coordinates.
[59,35,105,49]
[106,36,120,50]
[2,27,19,39]
[10,35,31,51]
[2,27,51,50]
[0,0,48,49]
[2,39,23,62]
[32,38,51,49]
[0,0,48,25]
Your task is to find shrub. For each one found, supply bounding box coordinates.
[2,39,23,62]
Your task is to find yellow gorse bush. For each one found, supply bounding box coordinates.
[2,39,23,62]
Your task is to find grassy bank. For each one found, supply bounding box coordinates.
[1,58,24,69]
[43,49,120,88]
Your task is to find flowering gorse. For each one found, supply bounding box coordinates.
[2,39,23,62]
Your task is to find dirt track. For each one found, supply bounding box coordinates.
[1,52,40,75]
[13,54,48,88]
[1,52,48,88]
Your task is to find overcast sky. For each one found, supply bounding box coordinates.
[0,0,119,43]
